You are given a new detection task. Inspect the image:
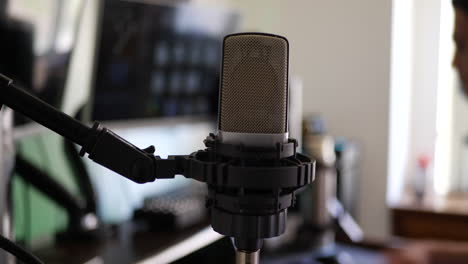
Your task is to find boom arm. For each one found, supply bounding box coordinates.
[0,73,181,183]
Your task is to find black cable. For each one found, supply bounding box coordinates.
[64,137,97,212]
[0,234,44,264]
[64,123,97,213]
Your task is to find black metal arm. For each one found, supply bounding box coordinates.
[0,73,178,184]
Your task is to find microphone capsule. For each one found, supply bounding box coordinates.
[218,33,289,147]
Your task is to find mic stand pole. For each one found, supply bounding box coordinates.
[236,249,260,264]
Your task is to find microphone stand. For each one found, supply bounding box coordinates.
[236,249,260,264]
[0,73,315,264]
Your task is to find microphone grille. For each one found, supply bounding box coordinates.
[219,33,289,134]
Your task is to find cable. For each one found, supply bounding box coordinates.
[0,234,44,264]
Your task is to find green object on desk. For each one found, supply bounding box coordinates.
[12,131,81,246]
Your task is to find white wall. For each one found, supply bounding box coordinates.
[225,0,393,239]
[389,0,458,200]
[387,0,413,206]
[439,2,462,195]
[391,0,442,201]
[450,86,468,192]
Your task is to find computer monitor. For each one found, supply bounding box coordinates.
[92,0,239,121]
[88,0,239,223]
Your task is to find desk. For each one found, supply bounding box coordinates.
[33,222,223,264]
[262,244,388,264]
[392,195,468,241]
[33,221,395,264]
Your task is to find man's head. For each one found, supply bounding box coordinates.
[453,0,468,93]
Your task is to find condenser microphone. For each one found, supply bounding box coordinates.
[218,33,289,147]
[199,33,313,263]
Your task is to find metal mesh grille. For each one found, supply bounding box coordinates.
[219,34,288,134]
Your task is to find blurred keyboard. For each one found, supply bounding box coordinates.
[134,184,207,230]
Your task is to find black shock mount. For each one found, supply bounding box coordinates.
[183,134,315,252]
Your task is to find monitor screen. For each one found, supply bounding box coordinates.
[92,0,239,121]
[88,0,239,223]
